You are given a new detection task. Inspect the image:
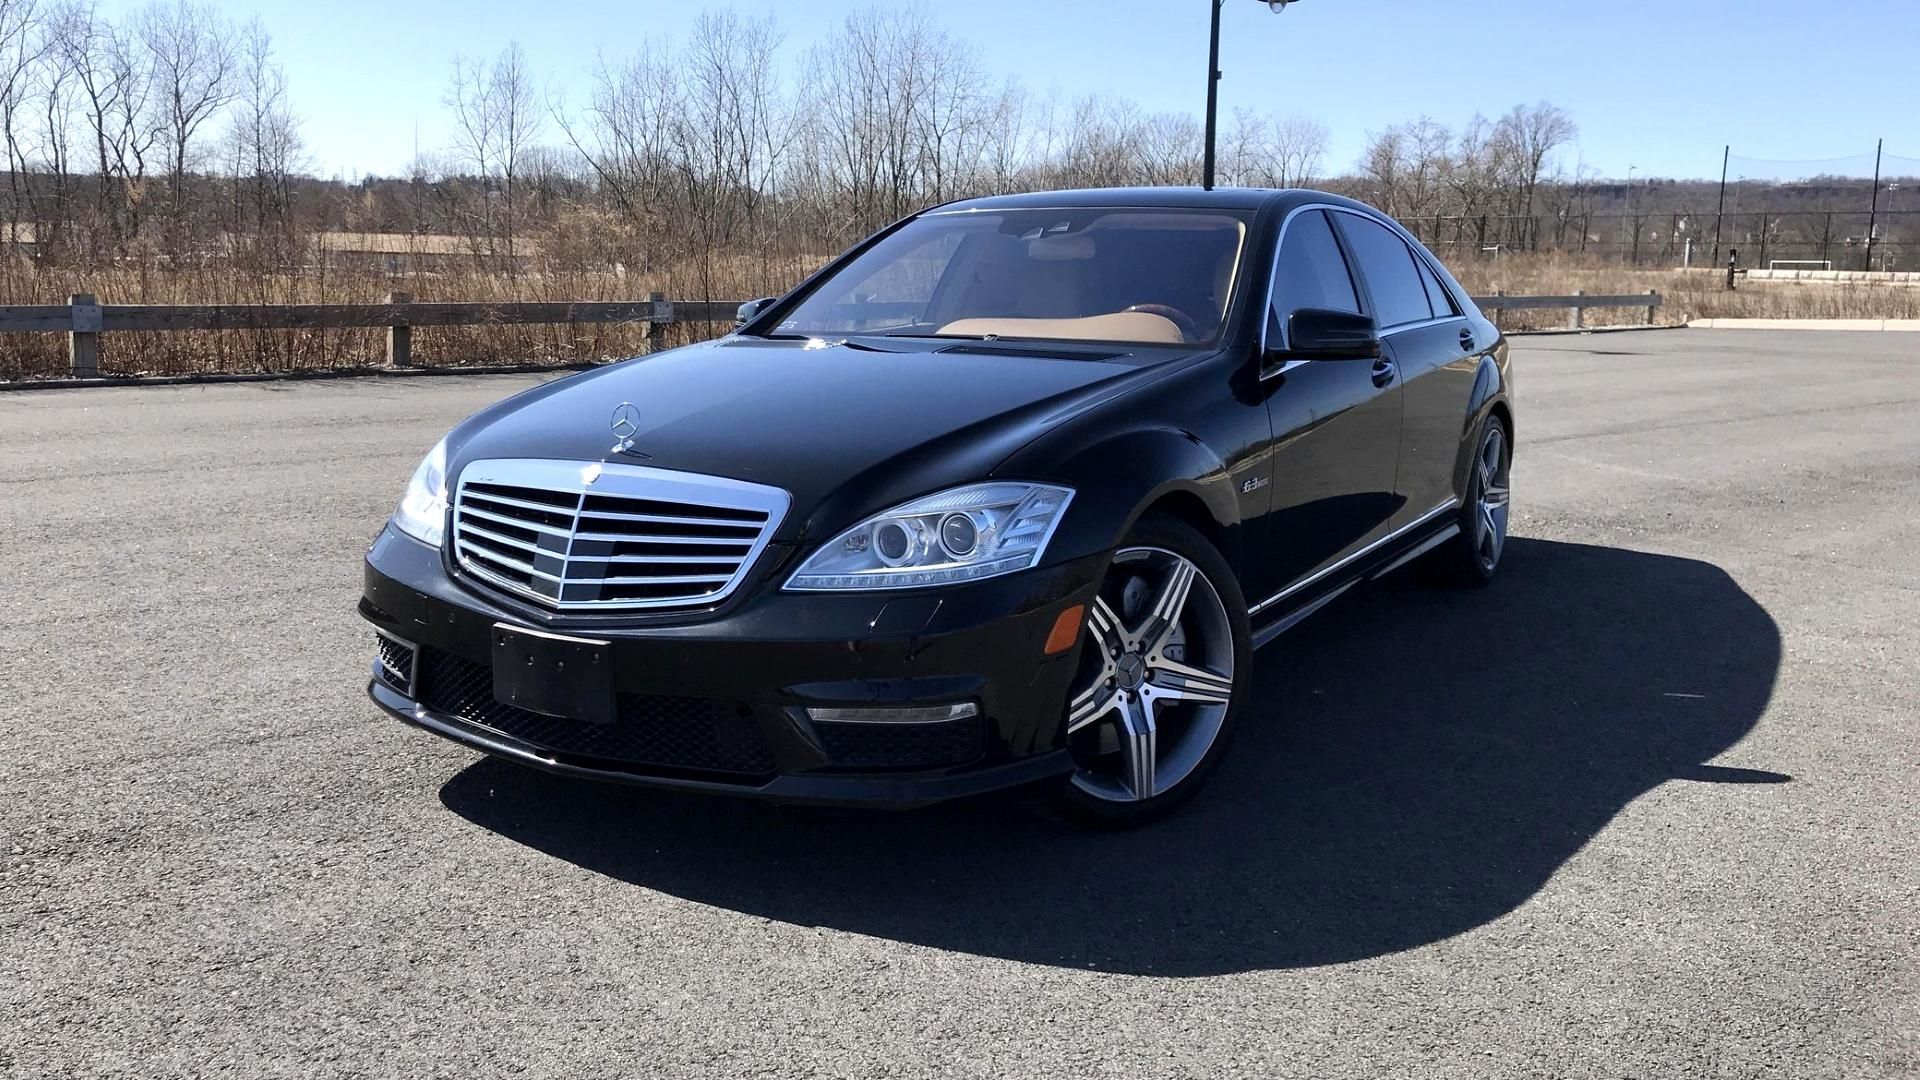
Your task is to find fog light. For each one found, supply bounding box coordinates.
[805,702,979,724]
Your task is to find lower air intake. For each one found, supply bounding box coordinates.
[414,646,774,776]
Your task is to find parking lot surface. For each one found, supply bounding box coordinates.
[2,329,1916,1078]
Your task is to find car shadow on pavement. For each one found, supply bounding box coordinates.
[439,538,1784,976]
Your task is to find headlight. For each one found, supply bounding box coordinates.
[785,482,1074,591]
[392,439,449,547]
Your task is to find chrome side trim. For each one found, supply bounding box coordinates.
[1381,314,1468,339]
[1248,499,1459,617]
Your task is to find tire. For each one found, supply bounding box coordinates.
[1048,514,1253,828]
[1426,412,1512,586]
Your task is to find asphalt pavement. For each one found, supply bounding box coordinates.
[2,329,1915,1078]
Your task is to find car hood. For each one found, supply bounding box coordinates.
[449,338,1167,541]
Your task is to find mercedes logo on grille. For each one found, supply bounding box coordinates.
[610,402,642,455]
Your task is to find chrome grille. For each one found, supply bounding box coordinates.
[452,458,789,612]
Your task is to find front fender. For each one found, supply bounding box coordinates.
[1003,424,1243,575]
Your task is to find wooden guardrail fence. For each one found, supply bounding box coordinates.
[1473,289,1662,330]
[5,289,1662,378]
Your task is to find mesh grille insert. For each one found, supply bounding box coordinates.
[814,716,986,770]
[414,646,775,776]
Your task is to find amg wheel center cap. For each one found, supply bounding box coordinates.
[1115,652,1147,691]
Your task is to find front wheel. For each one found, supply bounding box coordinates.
[1049,515,1251,828]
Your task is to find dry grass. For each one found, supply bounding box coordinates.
[0,258,757,381]
[1449,252,1920,330]
[4,247,1918,381]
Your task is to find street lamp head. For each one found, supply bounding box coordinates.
[1266,0,1298,10]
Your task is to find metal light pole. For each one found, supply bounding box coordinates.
[1864,137,1884,271]
[1626,165,1638,265]
[1203,0,1300,190]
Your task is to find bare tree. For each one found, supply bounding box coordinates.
[1359,125,1407,214]
[1443,114,1504,248]
[30,1,80,256]
[446,41,544,271]
[674,11,788,293]
[56,3,154,254]
[0,0,44,248]
[1494,101,1576,248]
[558,39,685,278]
[139,0,237,256]
[1223,108,1326,188]
[225,18,300,260]
[1270,115,1327,188]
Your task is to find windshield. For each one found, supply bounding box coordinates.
[767,208,1251,347]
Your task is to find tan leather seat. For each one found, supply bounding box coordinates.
[936,311,1185,344]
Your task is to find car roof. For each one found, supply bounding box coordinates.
[929,186,1373,216]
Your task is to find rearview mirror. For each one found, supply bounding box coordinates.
[735,296,777,327]
[1275,308,1381,360]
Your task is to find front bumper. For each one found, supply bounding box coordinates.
[359,525,1103,807]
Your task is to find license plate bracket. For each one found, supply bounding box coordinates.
[491,623,616,725]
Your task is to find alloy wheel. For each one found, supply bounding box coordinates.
[1065,546,1237,803]
[1475,424,1511,572]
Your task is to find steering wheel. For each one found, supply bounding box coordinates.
[1125,303,1202,342]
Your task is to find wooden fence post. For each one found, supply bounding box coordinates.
[1568,289,1584,330]
[1645,289,1660,325]
[386,291,412,367]
[643,291,667,354]
[69,293,101,377]
[1492,289,1504,332]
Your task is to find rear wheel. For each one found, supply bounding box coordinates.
[1427,413,1511,585]
[1050,515,1251,828]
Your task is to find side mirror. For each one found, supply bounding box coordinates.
[1273,308,1381,361]
[734,296,777,328]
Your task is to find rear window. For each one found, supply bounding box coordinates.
[1415,254,1459,317]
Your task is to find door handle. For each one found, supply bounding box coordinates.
[1370,358,1396,387]
[1458,329,1477,352]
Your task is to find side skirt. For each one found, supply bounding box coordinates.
[1251,581,1355,650]
[1369,523,1461,579]
[1246,507,1461,652]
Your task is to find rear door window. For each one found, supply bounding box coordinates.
[1335,213,1434,329]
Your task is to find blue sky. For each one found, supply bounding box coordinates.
[90,0,1919,181]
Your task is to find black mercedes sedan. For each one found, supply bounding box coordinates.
[361,187,1513,826]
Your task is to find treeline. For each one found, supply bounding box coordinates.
[0,1,1632,298]
[0,0,298,267]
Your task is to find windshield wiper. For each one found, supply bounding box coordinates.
[880,330,992,340]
